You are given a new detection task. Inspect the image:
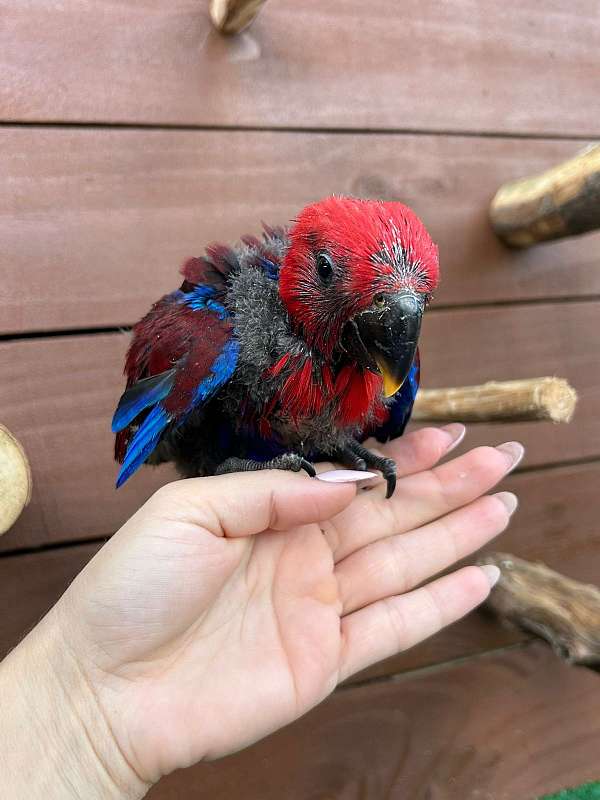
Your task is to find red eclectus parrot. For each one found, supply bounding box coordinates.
[113,196,439,497]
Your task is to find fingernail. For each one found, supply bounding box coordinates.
[317,470,378,484]
[440,423,466,454]
[493,491,518,515]
[480,564,501,588]
[496,441,524,472]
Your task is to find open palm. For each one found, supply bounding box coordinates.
[58,425,521,784]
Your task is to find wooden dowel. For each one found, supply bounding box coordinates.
[479,553,600,665]
[412,377,577,423]
[490,143,600,248]
[210,0,267,34]
[0,425,32,536]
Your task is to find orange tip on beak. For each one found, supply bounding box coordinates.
[376,358,405,398]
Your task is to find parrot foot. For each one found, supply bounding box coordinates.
[344,441,397,499]
[215,454,317,478]
[334,449,367,471]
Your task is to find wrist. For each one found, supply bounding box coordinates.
[0,604,150,800]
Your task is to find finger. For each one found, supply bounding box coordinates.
[366,423,465,477]
[150,470,358,537]
[327,442,523,562]
[337,491,517,614]
[338,564,499,682]
[320,424,465,551]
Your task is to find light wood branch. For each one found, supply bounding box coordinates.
[411,377,577,423]
[490,144,600,247]
[479,552,600,665]
[210,0,267,34]
[0,425,32,535]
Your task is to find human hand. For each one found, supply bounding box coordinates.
[8,426,522,797]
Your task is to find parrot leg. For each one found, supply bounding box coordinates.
[215,453,317,478]
[344,440,397,499]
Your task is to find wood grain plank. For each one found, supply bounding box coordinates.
[3,127,600,334]
[2,1,599,136]
[1,298,599,550]
[147,644,600,800]
[0,540,525,680]
[0,334,178,552]
[414,300,600,467]
[489,461,600,586]
[0,542,101,657]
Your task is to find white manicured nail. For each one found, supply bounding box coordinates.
[317,470,378,483]
[496,442,525,472]
[440,423,466,453]
[480,564,501,588]
[494,491,518,515]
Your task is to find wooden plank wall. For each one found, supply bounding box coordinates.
[2,2,599,797]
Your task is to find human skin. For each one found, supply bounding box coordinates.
[0,425,522,799]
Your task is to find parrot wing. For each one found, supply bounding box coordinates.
[112,257,240,487]
[369,349,420,443]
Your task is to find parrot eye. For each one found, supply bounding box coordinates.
[316,252,334,285]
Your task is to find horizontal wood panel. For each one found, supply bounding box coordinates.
[3,127,600,334]
[147,645,600,800]
[0,333,178,552]
[0,540,525,680]
[416,300,600,466]
[2,2,599,136]
[476,460,600,587]
[0,542,101,656]
[1,298,599,551]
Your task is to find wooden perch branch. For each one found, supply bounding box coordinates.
[411,377,577,423]
[210,0,267,34]
[0,425,32,535]
[490,144,600,247]
[479,553,600,665]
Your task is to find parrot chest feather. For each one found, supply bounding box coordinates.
[226,265,387,446]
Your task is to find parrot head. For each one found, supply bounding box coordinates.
[279,196,440,397]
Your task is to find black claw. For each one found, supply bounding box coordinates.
[301,459,317,477]
[340,440,398,499]
[385,473,396,499]
[380,458,397,499]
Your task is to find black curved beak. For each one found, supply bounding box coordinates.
[347,292,424,397]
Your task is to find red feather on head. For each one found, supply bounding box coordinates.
[279,196,439,356]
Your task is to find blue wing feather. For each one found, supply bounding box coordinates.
[180,285,228,319]
[114,284,239,488]
[116,404,172,488]
[111,369,176,433]
[193,339,240,403]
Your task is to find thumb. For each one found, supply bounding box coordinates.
[153,470,364,537]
